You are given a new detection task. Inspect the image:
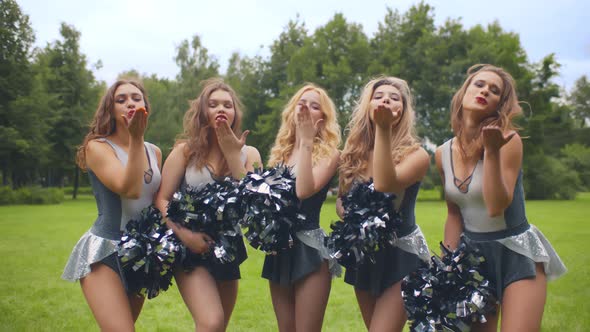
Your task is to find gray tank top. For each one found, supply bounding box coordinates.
[441,139,529,240]
[89,138,161,240]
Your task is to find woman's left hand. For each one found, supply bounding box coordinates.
[215,119,249,159]
[296,104,323,144]
[482,125,516,152]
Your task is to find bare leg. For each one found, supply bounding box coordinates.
[367,281,406,332]
[216,280,239,330]
[175,267,225,332]
[354,289,376,329]
[80,263,135,332]
[269,281,296,332]
[500,263,546,332]
[293,261,331,332]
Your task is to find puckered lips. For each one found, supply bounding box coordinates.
[126,107,147,119]
[475,96,488,105]
[215,113,228,122]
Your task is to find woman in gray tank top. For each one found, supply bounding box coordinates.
[62,80,162,330]
[338,77,431,331]
[156,78,261,331]
[263,84,342,332]
[434,64,566,331]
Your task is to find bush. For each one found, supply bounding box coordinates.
[0,186,16,205]
[524,154,580,200]
[0,186,64,205]
[63,186,93,195]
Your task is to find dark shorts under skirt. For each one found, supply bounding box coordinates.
[344,245,424,296]
[261,240,324,286]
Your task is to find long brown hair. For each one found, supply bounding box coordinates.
[450,64,522,158]
[339,77,420,194]
[177,78,243,175]
[76,79,151,170]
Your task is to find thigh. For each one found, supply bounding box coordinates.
[80,263,135,332]
[216,280,239,329]
[354,289,376,330]
[129,294,145,323]
[368,281,406,332]
[269,281,296,332]
[175,267,225,331]
[294,262,331,332]
[500,263,546,332]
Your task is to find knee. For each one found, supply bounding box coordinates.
[195,311,225,332]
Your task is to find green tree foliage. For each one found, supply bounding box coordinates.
[2,2,589,200]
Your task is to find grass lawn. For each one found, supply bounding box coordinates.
[0,193,588,331]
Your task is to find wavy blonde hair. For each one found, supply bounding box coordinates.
[339,77,421,194]
[76,79,151,170]
[268,84,341,167]
[451,64,522,158]
[177,78,243,175]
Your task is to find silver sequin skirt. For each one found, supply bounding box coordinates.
[494,224,567,280]
[62,230,119,281]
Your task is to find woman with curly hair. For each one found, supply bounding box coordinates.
[63,79,161,330]
[435,64,566,331]
[339,77,430,331]
[263,84,341,332]
[156,78,261,331]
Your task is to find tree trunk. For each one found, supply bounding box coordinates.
[72,166,79,200]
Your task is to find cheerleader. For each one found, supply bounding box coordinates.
[155,78,261,331]
[435,64,567,331]
[62,79,161,330]
[338,77,431,331]
[262,84,341,332]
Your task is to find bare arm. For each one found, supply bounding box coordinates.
[86,110,148,199]
[373,144,430,193]
[435,147,463,250]
[296,149,340,200]
[155,143,213,254]
[481,127,521,217]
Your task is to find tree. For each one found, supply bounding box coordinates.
[0,0,35,186]
[569,75,590,127]
[35,23,103,194]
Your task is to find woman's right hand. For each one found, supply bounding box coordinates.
[125,107,148,139]
[167,221,213,254]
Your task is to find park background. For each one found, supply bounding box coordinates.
[1,0,589,330]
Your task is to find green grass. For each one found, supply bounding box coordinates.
[0,194,588,331]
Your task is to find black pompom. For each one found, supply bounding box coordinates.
[238,165,304,253]
[326,180,403,269]
[401,238,498,331]
[118,205,181,299]
[167,178,241,265]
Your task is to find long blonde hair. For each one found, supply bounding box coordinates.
[451,64,522,158]
[339,77,420,194]
[76,79,151,170]
[177,78,243,175]
[267,84,341,167]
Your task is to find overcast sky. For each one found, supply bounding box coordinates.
[18,0,590,90]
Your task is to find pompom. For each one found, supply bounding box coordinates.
[118,205,181,299]
[326,180,403,269]
[238,165,304,253]
[401,238,498,331]
[167,178,241,265]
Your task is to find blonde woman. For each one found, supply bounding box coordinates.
[63,79,161,330]
[435,64,566,331]
[263,84,341,332]
[156,78,261,332]
[339,77,430,331]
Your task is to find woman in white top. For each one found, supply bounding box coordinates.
[156,78,261,332]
